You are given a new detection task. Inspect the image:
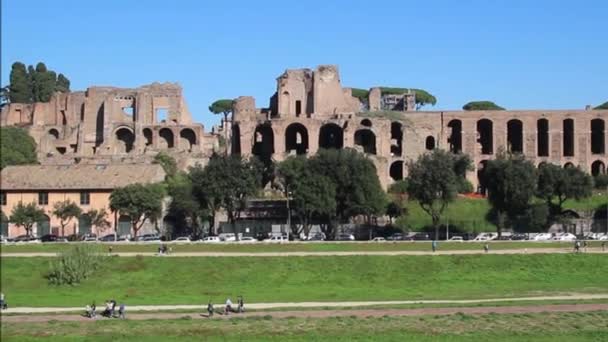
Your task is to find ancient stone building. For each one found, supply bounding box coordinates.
[231,65,608,190]
[1,83,217,166]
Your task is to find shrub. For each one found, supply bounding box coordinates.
[594,174,608,189]
[456,179,474,194]
[388,180,409,194]
[47,244,105,285]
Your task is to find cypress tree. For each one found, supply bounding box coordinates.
[32,62,57,102]
[9,62,32,103]
[56,73,70,93]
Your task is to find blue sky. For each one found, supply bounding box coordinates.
[2,0,607,128]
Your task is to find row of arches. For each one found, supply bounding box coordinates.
[114,127,197,153]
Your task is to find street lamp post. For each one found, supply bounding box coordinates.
[286,191,292,241]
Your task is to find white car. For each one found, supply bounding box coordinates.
[201,236,221,243]
[237,237,257,243]
[172,237,191,243]
[265,235,288,243]
[83,236,98,242]
[449,236,464,242]
[473,233,497,241]
[533,233,553,241]
[599,235,608,241]
[555,233,576,241]
[371,237,385,242]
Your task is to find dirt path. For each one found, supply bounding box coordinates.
[2,247,606,257]
[3,293,608,314]
[2,303,607,323]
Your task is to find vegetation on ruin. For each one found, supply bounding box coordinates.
[4,61,70,104]
[153,152,178,178]
[380,87,437,109]
[4,311,608,341]
[350,87,369,101]
[462,101,505,110]
[0,126,38,169]
[1,254,607,307]
[109,183,166,238]
[9,202,46,236]
[208,98,234,123]
[595,101,608,109]
[356,110,409,121]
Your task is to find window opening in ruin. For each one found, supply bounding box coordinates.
[285,123,309,155]
[564,162,575,169]
[319,124,344,149]
[447,120,462,153]
[537,119,549,157]
[61,111,67,125]
[143,128,153,146]
[591,119,605,154]
[389,161,404,181]
[477,119,493,155]
[425,136,435,150]
[477,160,489,195]
[354,129,377,154]
[56,147,66,155]
[563,119,575,157]
[591,160,606,176]
[361,119,372,127]
[95,104,105,147]
[391,122,403,156]
[507,119,523,154]
[280,91,290,115]
[295,100,302,117]
[115,127,135,153]
[232,125,241,155]
[48,129,59,140]
[122,106,134,117]
[180,128,197,152]
[159,128,174,149]
[252,124,274,161]
[156,108,168,123]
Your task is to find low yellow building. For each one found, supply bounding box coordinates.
[0,163,165,237]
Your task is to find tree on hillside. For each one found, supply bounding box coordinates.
[380,87,437,110]
[595,102,608,110]
[86,208,111,236]
[31,63,57,103]
[537,163,593,220]
[166,172,202,238]
[153,152,178,178]
[407,150,464,239]
[0,127,38,169]
[8,62,31,103]
[55,74,70,93]
[109,183,165,238]
[484,154,537,237]
[209,99,234,126]
[10,202,46,236]
[190,154,261,239]
[462,101,505,111]
[52,200,82,237]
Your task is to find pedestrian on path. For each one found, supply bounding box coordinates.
[0,292,6,310]
[118,304,126,319]
[574,240,581,253]
[207,301,214,317]
[582,240,588,253]
[602,241,606,252]
[432,240,437,253]
[484,243,489,253]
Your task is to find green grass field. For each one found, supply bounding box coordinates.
[1,240,601,253]
[2,311,607,341]
[1,254,606,307]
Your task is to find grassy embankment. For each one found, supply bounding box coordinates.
[2,311,608,341]
[1,254,606,307]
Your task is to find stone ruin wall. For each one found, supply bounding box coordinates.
[1,83,219,168]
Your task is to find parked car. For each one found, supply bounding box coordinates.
[40,234,68,243]
[237,236,257,243]
[387,233,406,241]
[335,233,355,241]
[554,233,576,241]
[448,236,464,242]
[473,233,498,241]
[307,233,326,241]
[117,235,131,242]
[200,236,221,243]
[171,236,191,243]
[265,235,288,243]
[66,234,83,242]
[137,234,161,242]
[83,235,98,242]
[99,234,117,242]
[12,235,37,243]
[533,233,553,241]
[409,233,430,241]
[371,237,386,242]
[511,233,528,241]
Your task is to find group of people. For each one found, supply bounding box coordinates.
[85,299,125,319]
[207,296,244,317]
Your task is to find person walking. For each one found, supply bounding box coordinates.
[574,240,581,253]
[602,241,606,252]
[237,296,244,313]
[207,301,214,317]
[431,240,437,253]
[118,304,126,319]
[0,292,5,310]
[225,298,233,315]
[483,243,489,253]
[582,240,588,253]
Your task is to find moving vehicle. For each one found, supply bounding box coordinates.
[371,237,385,242]
[448,236,464,242]
[307,233,326,241]
[335,234,355,241]
[40,234,68,242]
[387,233,406,241]
[99,234,117,242]
[83,235,98,242]
[409,233,430,241]
[201,236,221,243]
[237,237,257,243]
[265,235,288,243]
[12,235,38,243]
[554,233,576,241]
[172,236,191,243]
[533,233,553,241]
[473,233,498,241]
[137,234,161,242]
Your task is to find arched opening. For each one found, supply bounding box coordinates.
[231,124,241,155]
[143,128,153,146]
[507,119,523,153]
[95,104,105,148]
[391,122,403,156]
[564,162,575,169]
[56,147,66,155]
[477,119,493,155]
[563,119,574,157]
[115,127,135,153]
[252,123,274,160]
[48,129,59,140]
[425,136,435,150]
[319,123,343,149]
[447,120,462,153]
[360,119,372,127]
[180,128,197,151]
[477,160,489,195]
[280,91,290,115]
[285,123,309,155]
[354,129,377,154]
[117,215,131,237]
[37,215,51,236]
[79,214,92,235]
[389,161,404,181]
[159,128,174,149]
[537,119,549,157]
[591,119,605,154]
[591,160,606,176]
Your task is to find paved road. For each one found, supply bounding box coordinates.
[3,293,608,314]
[2,247,606,257]
[2,303,607,323]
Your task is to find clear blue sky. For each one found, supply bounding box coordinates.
[2,0,607,128]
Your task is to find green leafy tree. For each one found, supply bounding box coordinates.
[153,152,178,178]
[0,127,38,169]
[407,150,464,239]
[166,172,202,238]
[463,101,505,111]
[595,101,608,110]
[380,87,437,109]
[484,154,537,237]
[386,201,404,224]
[109,183,165,238]
[52,200,82,237]
[537,163,593,219]
[86,208,111,236]
[8,62,32,103]
[388,180,409,194]
[209,99,234,125]
[55,73,70,93]
[10,202,46,236]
